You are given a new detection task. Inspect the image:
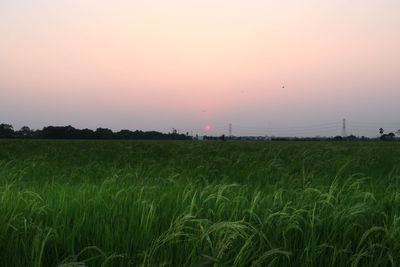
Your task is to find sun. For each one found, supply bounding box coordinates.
[205,125,211,131]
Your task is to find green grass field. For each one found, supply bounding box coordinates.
[1,140,400,266]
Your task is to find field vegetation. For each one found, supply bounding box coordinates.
[0,140,400,266]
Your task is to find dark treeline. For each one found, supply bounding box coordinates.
[1,123,398,141]
[0,123,191,140]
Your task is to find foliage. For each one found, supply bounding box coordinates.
[0,123,14,138]
[0,124,190,140]
[0,140,400,266]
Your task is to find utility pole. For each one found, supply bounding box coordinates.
[342,118,346,137]
[229,123,232,138]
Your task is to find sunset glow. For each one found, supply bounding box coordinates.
[1,0,399,136]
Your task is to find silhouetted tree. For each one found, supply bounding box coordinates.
[16,126,33,138]
[0,124,14,138]
[114,130,134,139]
[42,125,78,139]
[381,132,395,141]
[0,122,191,140]
[346,135,357,141]
[78,128,95,139]
[95,128,113,139]
[32,129,43,139]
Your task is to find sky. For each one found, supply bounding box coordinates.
[1,0,399,137]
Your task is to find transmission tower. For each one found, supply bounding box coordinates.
[342,118,346,137]
[229,123,232,137]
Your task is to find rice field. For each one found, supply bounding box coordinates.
[0,140,400,266]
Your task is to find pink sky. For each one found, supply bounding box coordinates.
[1,0,399,136]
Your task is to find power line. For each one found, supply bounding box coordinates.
[234,122,341,131]
[171,120,398,137]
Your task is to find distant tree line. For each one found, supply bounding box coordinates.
[0,123,191,140]
[1,123,399,141]
[378,128,400,141]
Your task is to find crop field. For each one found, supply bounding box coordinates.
[0,140,400,266]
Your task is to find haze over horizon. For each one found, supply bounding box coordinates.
[1,0,399,137]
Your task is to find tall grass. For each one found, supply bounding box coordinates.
[0,140,399,266]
